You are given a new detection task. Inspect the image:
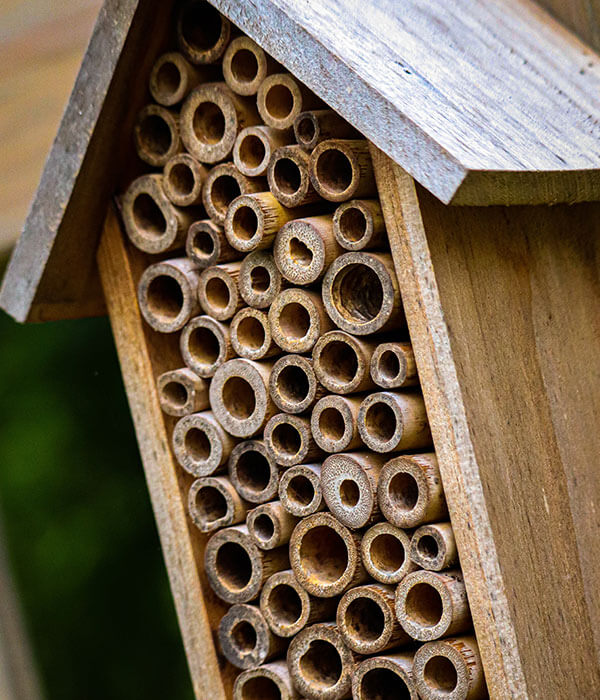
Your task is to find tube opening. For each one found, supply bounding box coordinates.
[273,158,301,195]
[147,275,184,320]
[205,276,231,310]
[388,472,419,512]
[191,230,216,259]
[237,316,266,351]
[231,620,257,653]
[365,401,396,442]
[299,639,343,690]
[222,376,256,419]
[189,326,220,366]
[265,84,294,120]
[181,3,224,53]
[278,365,310,404]
[162,381,188,408]
[195,484,228,524]
[296,115,316,145]
[423,656,458,694]
[379,350,400,381]
[250,265,270,293]
[239,134,266,169]
[319,339,358,385]
[215,541,253,591]
[133,193,167,238]
[185,427,211,461]
[299,525,347,583]
[279,302,310,340]
[339,479,360,507]
[370,533,405,574]
[169,162,195,196]
[271,422,302,457]
[338,207,367,243]
[268,582,302,625]
[319,407,345,441]
[210,175,241,215]
[345,596,385,642]
[156,60,181,98]
[405,583,444,627]
[417,535,439,561]
[240,676,282,700]
[237,450,271,494]
[286,475,314,508]
[253,513,275,542]
[193,101,225,145]
[232,205,259,241]
[316,149,352,194]
[360,668,412,700]
[289,237,314,267]
[332,263,383,323]
[139,113,172,155]
[231,48,259,83]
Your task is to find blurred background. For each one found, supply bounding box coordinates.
[1,2,193,697]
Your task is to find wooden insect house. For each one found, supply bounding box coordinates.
[2,1,599,697]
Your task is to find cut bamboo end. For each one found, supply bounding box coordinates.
[223,36,278,96]
[370,341,418,389]
[173,411,236,477]
[321,452,387,529]
[322,252,405,335]
[202,163,265,225]
[357,391,432,453]
[186,219,240,268]
[137,258,201,333]
[257,73,319,130]
[218,604,287,670]
[204,525,289,604]
[352,653,418,700]
[134,104,182,167]
[231,308,278,361]
[310,395,363,453]
[176,0,232,65]
[289,512,367,597]
[247,501,299,550]
[267,145,320,207]
[149,51,211,106]
[233,661,300,700]
[312,330,377,395]
[188,476,247,532]
[309,139,376,202]
[163,153,207,207]
[197,261,243,320]
[228,440,280,504]
[156,367,209,417]
[361,522,417,585]
[274,215,343,285]
[264,414,324,467]
[395,570,472,642]
[413,636,486,700]
[332,199,386,251]
[239,251,284,309]
[293,109,358,152]
[210,359,275,437]
[234,126,292,177]
[278,464,324,517]
[410,523,458,572]
[180,315,232,378]
[287,623,356,700]
[268,288,333,354]
[269,355,323,414]
[337,583,411,655]
[377,454,448,529]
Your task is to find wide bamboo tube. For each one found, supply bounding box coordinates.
[239,251,285,309]
[133,104,182,167]
[186,219,241,268]
[352,653,419,700]
[268,288,334,354]
[310,395,363,453]
[332,199,386,251]
[257,73,320,130]
[231,308,278,361]
[293,109,358,151]
[278,464,324,517]
[312,331,378,395]
[370,341,419,389]
[223,36,279,96]
[309,139,376,202]
[197,261,244,320]
[149,51,215,106]
[395,569,472,642]
[156,367,209,417]
[264,414,324,467]
[233,661,300,700]
[188,475,247,532]
[218,604,287,669]
[267,145,321,207]
[228,440,280,503]
[247,501,299,550]
[163,153,207,207]
[180,315,232,379]
[410,523,459,572]
[234,126,293,177]
[176,0,232,64]
[269,355,324,415]
[361,522,417,585]
[202,163,265,225]
[173,410,237,476]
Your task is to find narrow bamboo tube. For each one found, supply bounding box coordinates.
[413,636,487,700]
[269,355,324,415]
[239,251,285,309]
[176,0,232,64]
[233,661,301,700]
[223,36,280,96]
[322,252,406,335]
[137,257,201,333]
[218,604,287,669]
[320,452,387,529]
[149,51,216,106]
[336,584,411,654]
[197,261,244,320]
[173,410,237,476]
[209,359,276,437]
[163,153,207,207]
[133,104,182,167]
[357,391,432,453]
[267,145,321,207]
[228,440,280,504]
[370,341,419,389]
[332,199,386,251]
[247,501,299,550]
[156,367,209,417]
[180,315,233,378]
[202,163,265,225]
[293,109,358,152]
[204,524,289,604]
[260,570,337,638]
[377,454,448,528]
[274,215,344,285]
[410,523,458,572]
[188,476,247,532]
[234,126,293,177]
[289,512,368,597]
[264,414,324,467]
[257,73,321,130]
[186,219,241,268]
[352,653,419,700]
[278,464,324,517]
[268,288,334,354]
[310,395,363,453]
[395,569,472,642]
[287,623,357,700]
[361,522,417,585]
[231,308,279,360]
[309,139,376,202]
[312,331,378,395]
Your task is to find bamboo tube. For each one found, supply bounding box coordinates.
[264,414,324,467]
[274,215,344,285]
[322,252,406,335]
[352,653,419,700]
[278,464,324,517]
[267,145,321,207]
[310,395,363,453]
[357,391,432,453]
[377,454,448,528]
[202,163,265,225]
[239,251,285,309]
[231,308,279,360]
[287,623,357,700]
[228,440,280,504]
[149,51,216,106]
[247,501,299,550]
[218,604,287,670]
[268,288,334,354]
[163,153,207,207]
[234,126,293,177]
[289,512,368,597]
[133,104,182,167]
[188,476,247,532]
[197,261,243,320]
[410,523,459,572]
[204,524,289,604]
[176,0,232,64]
[395,569,472,642]
[309,139,376,202]
[293,109,359,152]
[137,257,201,333]
[312,330,378,395]
[269,355,324,415]
[332,199,386,251]
[209,359,276,437]
[233,660,301,700]
[370,341,419,389]
[223,36,280,96]
[361,522,417,585]
[180,315,232,378]
[186,219,241,268]
[257,73,321,130]
[173,410,237,477]
[260,570,337,638]
[336,584,411,654]
[156,367,209,417]
[413,636,487,700]
[320,452,387,530]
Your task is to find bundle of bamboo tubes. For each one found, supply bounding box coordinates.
[122,2,489,698]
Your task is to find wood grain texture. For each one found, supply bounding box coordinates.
[536,0,600,50]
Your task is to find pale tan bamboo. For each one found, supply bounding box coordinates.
[234,126,293,177]
[233,661,300,700]
[176,0,232,64]
[267,145,321,207]
[202,163,265,225]
[230,308,279,361]
[238,251,285,309]
[268,288,334,354]
[410,522,459,572]
[278,464,324,517]
[173,410,237,477]
[163,153,207,207]
[197,261,244,321]
[180,315,233,378]
[310,394,364,453]
[228,440,280,504]
[361,522,417,585]
[156,368,209,417]
[218,604,287,669]
[293,109,358,151]
[188,476,247,533]
[186,219,242,268]
[352,653,418,700]
[309,139,376,202]
[312,330,378,395]
[222,37,280,96]
[370,341,419,389]
[269,355,325,415]
[257,73,321,130]
[332,199,386,251]
[133,104,182,167]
